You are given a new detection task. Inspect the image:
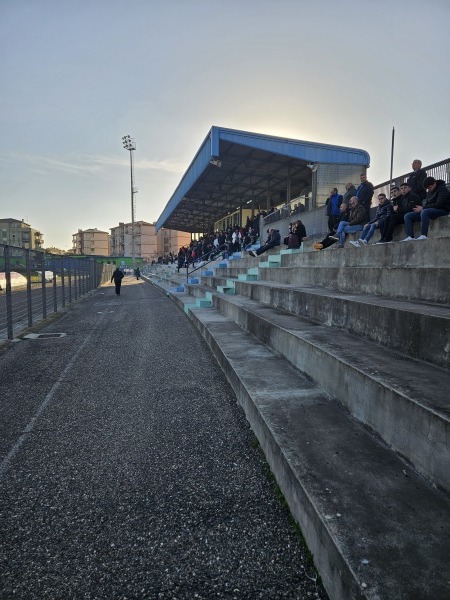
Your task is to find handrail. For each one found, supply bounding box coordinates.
[185,244,228,282]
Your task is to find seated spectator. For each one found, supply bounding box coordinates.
[329,196,367,248]
[314,202,349,250]
[376,183,420,244]
[249,229,281,257]
[350,193,392,247]
[284,220,306,249]
[401,176,450,241]
[325,188,343,233]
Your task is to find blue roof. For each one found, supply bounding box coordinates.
[156,126,370,232]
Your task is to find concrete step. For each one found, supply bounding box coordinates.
[216,259,450,304]
[227,280,450,368]
[184,304,450,600]
[209,292,450,492]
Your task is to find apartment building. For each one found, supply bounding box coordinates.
[110,221,157,262]
[0,218,44,249]
[72,228,110,256]
[156,228,191,257]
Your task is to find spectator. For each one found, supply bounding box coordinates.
[110,267,124,296]
[330,196,367,248]
[284,220,306,249]
[249,229,281,257]
[350,193,392,247]
[356,174,374,219]
[314,202,350,250]
[401,176,450,241]
[325,188,343,233]
[135,267,141,280]
[376,184,420,244]
[343,182,357,205]
[407,159,427,201]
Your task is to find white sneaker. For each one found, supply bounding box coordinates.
[400,236,414,242]
[349,240,360,248]
[416,235,428,240]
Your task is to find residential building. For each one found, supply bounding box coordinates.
[72,228,110,256]
[109,221,191,262]
[156,228,191,258]
[110,221,157,262]
[0,218,44,249]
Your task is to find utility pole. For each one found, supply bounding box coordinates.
[122,135,137,269]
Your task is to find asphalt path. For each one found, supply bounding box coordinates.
[0,276,327,599]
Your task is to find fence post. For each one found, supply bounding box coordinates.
[25,249,33,328]
[4,245,13,340]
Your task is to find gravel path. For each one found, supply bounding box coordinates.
[0,277,328,599]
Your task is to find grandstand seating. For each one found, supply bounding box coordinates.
[143,215,450,600]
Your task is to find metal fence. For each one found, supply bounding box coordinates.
[0,246,115,342]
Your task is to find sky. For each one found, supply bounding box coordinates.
[1,0,449,250]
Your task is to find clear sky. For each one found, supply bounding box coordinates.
[1,0,449,250]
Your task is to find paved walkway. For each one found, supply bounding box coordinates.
[0,276,327,599]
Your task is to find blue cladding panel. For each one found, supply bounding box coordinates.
[217,127,370,165]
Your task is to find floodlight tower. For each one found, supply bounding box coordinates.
[122,135,137,269]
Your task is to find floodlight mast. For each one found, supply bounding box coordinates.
[122,135,137,270]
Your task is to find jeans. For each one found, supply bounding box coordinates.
[404,208,448,237]
[335,222,364,245]
[359,223,379,243]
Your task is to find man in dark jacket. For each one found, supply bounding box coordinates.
[377,183,421,243]
[350,193,392,246]
[111,267,124,295]
[250,229,281,256]
[407,159,427,201]
[330,196,367,247]
[356,174,374,219]
[401,177,450,241]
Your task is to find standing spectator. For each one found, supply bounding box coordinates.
[111,267,124,296]
[401,177,450,241]
[377,184,420,243]
[343,182,357,205]
[330,196,367,248]
[350,193,392,247]
[407,159,427,201]
[325,188,343,233]
[356,174,374,219]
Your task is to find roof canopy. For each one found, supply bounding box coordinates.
[156,126,370,233]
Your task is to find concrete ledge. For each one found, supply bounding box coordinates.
[186,307,450,600]
[211,293,450,492]
[228,280,450,368]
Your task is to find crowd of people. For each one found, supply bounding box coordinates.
[316,160,450,249]
[170,159,449,266]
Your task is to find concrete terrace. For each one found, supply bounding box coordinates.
[144,215,450,600]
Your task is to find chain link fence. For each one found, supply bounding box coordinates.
[0,246,115,342]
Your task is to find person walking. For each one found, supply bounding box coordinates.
[111,267,124,295]
[135,267,141,280]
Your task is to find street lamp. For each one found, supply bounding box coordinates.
[122,135,137,270]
